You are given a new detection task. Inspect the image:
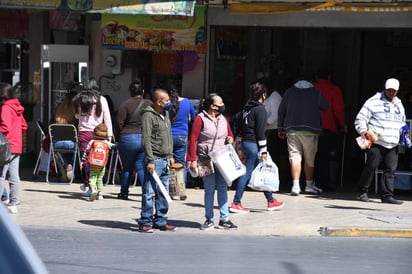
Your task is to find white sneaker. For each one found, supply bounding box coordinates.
[305,184,323,194]
[7,205,18,214]
[80,184,90,193]
[291,186,301,196]
[66,164,73,181]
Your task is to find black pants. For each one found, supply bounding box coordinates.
[359,144,398,199]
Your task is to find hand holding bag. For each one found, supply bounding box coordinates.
[248,154,279,192]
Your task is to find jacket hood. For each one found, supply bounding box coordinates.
[243,99,262,111]
[3,99,24,115]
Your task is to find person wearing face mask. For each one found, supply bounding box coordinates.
[230,81,284,213]
[187,93,238,230]
[138,88,176,233]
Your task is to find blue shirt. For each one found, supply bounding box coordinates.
[171,98,197,136]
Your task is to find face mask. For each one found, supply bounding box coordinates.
[217,105,225,114]
[163,101,172,111]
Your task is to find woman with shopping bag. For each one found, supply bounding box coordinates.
[187,93,237,230]
[229,81,284,213]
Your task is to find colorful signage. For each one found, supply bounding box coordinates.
[101,5,206,53]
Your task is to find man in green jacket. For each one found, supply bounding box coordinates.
[138,88,176,233]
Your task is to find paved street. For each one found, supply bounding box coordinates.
[10,169,412,237]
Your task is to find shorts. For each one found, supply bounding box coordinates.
[286,134,318,167]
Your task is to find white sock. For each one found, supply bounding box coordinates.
[292,180,300,188]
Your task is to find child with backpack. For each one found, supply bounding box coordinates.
[80,123,115,201]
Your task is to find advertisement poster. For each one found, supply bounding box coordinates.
[101,5,206,53]
[94,0,196,16]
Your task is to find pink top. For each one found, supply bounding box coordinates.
[75,95,113,138]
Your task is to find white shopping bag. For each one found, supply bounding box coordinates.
[152,171,173,204]
[209,144,246,186]
[248,155,279,192]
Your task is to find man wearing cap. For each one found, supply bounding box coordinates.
[355,78,406,204]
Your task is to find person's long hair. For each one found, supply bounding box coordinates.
[168,85,181,123]
[249,81,267,101]
[73,86,102,117]
[54,91,77,124]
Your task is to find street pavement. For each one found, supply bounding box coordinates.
[9,168,412,238]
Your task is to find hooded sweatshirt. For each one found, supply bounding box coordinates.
[238,99,267,154]
[141,105,173,164]
[0,99,28,154]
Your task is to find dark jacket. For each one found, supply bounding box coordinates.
[278,80,329,135]
[141,105,173,164]
[238,99,267,153]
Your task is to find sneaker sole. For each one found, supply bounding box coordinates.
[216,225,238,230]
[305,190,322,194]
[267,203,285,211]
[290,192,300,196]
[200,225,214,231]
[229,208,250,213]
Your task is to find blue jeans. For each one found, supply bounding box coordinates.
[173,134,188,186]
[233,141,273,204]
[138,158,170,226]
[118,134,145,194]
[0,154,21,206]
[53,140,75,170]
[202,169,229,221]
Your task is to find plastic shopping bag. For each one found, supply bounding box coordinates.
[209,144,246,187]
[248,155,279,192]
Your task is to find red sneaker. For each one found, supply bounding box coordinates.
[229,202,250,213]
[139,225,154,233]
[267,200,284,211]
[153,224,177,231]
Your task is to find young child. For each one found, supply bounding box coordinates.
[80,123,115,201]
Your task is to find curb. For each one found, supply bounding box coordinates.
[319,227,412,238]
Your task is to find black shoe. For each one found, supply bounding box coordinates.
[117,192,128,200]
[358,193,370,202]
[217,220,238,230]
[382,197,403,205]
[200,220,214,230]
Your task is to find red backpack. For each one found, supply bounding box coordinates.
[88,140,109,168]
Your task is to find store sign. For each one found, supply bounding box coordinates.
[94,0,196,16]
[0,0,60,9]
[101,5,206,53]
[0,10,28,38]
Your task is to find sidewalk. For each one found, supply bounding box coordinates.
[10,169,412,237]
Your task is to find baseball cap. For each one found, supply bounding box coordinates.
[385,78,400,91]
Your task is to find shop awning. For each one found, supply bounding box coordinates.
[0,0,197,16]
[230,1,412,14]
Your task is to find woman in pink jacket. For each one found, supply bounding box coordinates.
[0,82,28,214]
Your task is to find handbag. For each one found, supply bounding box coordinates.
[248,154,279,192]
[197,158,215,178]
[197,118,219,178]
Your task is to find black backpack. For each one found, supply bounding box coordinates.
[0,132,12,166]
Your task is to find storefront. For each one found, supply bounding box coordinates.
[206,1,412,189]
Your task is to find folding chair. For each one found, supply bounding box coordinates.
[33,121,49,179]
[46,124,81,184]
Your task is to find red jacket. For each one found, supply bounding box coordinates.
[313,79,346,133]
[0,99,28,154]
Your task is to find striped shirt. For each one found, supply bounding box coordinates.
[354,92,406,149]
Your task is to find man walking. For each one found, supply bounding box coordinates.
[355,78,405,204]
[278,73,329,196]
